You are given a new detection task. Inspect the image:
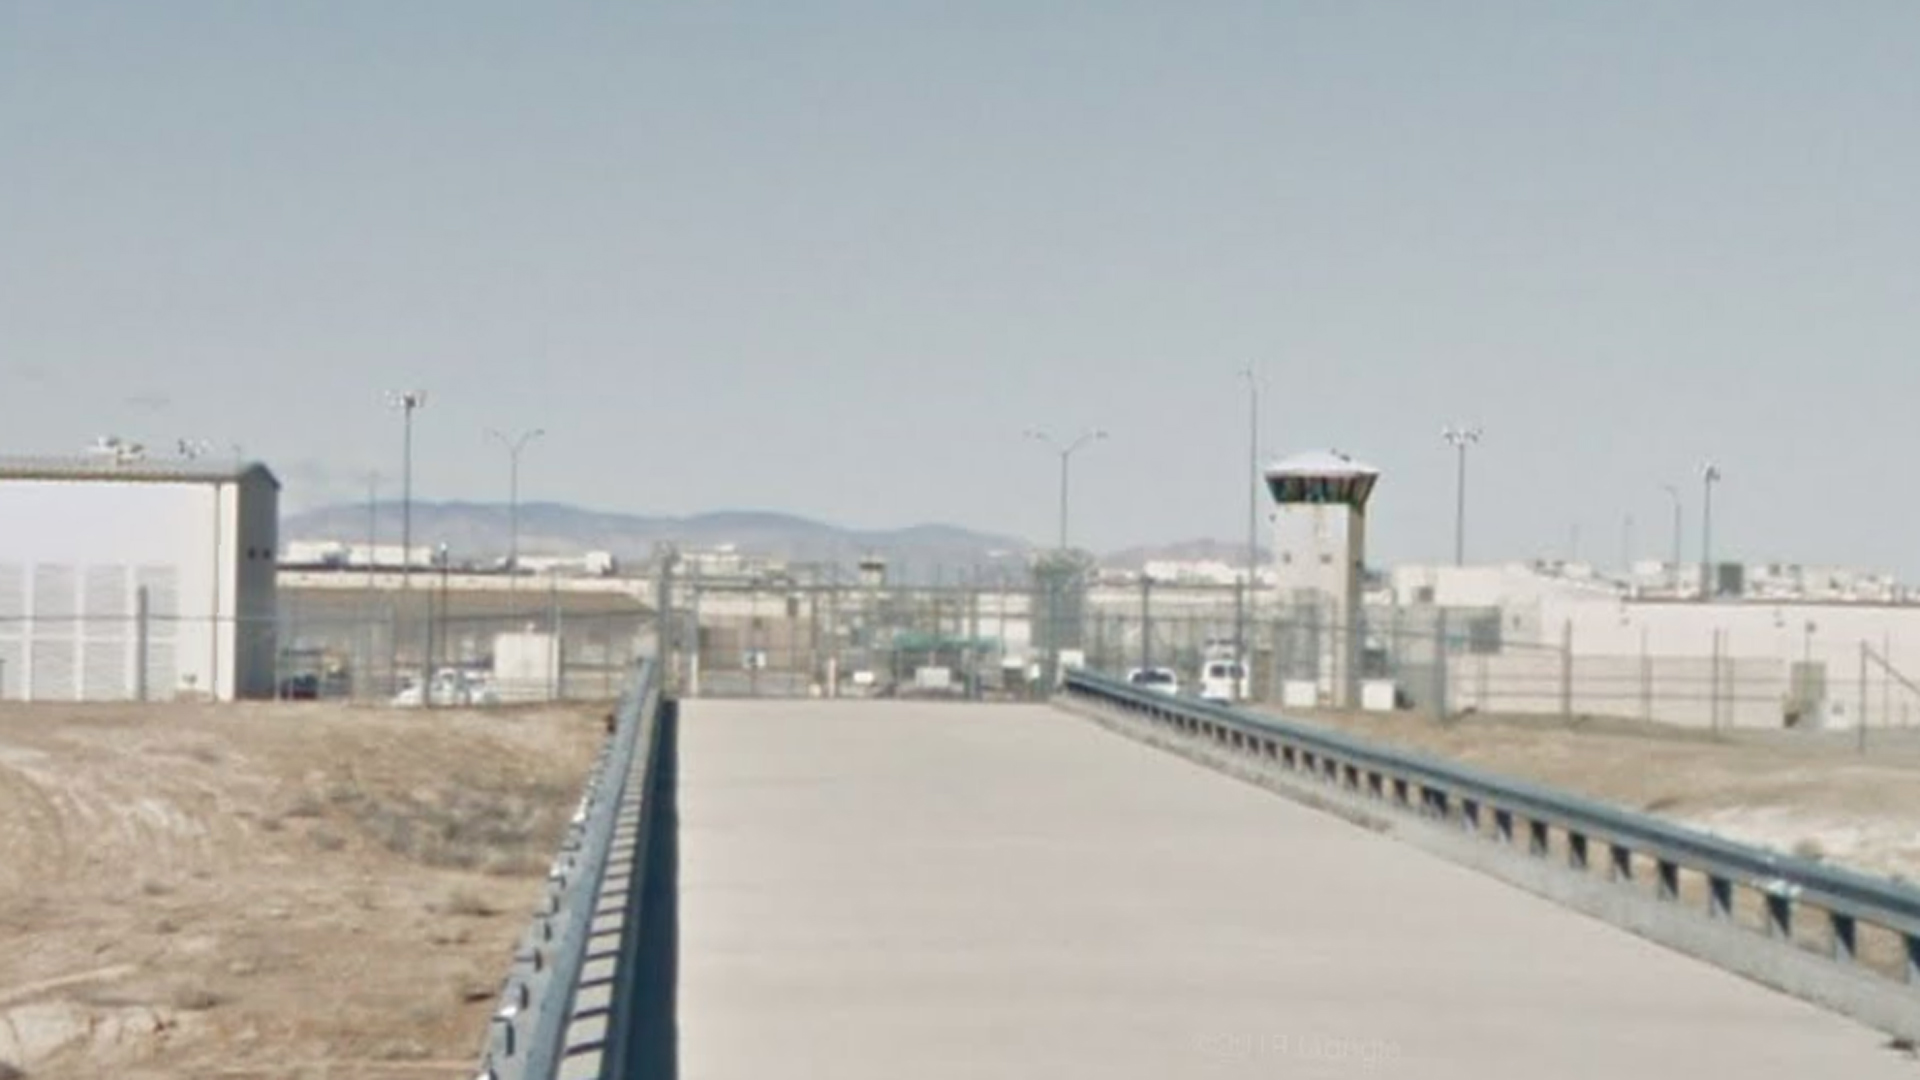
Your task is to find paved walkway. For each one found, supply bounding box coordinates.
[678,701,1916,1078]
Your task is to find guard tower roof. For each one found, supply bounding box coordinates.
[1264,449,1380,507]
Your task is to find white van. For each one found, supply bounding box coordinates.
[1198,658,1249,704]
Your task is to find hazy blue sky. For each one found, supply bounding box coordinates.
[6,3,1920,573]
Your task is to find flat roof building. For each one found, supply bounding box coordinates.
[0,456,280,701]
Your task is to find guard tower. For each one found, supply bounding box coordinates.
[1264,450,1381,708]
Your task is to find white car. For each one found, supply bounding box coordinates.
[392,669,502,708]
[1125,666,1181,697]
[1198,659,1249,704]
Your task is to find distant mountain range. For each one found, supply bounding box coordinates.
[283,501,1034,579]
[283,500,1252,580]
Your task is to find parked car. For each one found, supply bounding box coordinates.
[277,673,321,700]
[1125,666,1181,697]
[1198,659,1249,704]
[392,669,502,708]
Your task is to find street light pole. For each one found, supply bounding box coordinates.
[1237,368,1263,672]
[1025,427,1108,550]
[1442,426,1483,566]
[1700,462,1722,599]
[488,427,546,613]
[365,470,379,590]
[1663,484,1683,592]
[387,390,428,592]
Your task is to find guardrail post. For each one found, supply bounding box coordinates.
[1528,820,1550,858]
[1708,876,1732,919]
[1831,913,1858,964]
[1609,844,1632,883]
[1568,832,1589,872]
[1765,893,1793,939]
[1657,861,1679,902]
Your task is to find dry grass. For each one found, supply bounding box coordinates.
[168,985,226,1012]
[306,826,347,853]
[332,778,578,872]
[437,887,501,919]
[0,698,608,1079]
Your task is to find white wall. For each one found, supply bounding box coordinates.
[1272,502,1360,602]
[0,477,275,702]
[1532,594,1920,730]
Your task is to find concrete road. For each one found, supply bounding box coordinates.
[678,701,1917,1078]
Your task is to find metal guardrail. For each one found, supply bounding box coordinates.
[474,658,670,1080]
[1063,667,1920,1029]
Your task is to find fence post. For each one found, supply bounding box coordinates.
[135,585,150,703]
[1138,574,1152,672]
[1639,626,1652,723]
[387,602,400,701]
[1859,640,1870,756]
[549,578,562,702]
[1710,629,1722,734]
[1559,619,1573,720]
[968,584,981,702]
[689,577,703,699]
[1430,608,1449,721]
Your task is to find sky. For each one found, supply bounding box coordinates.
[5,2,1920,574]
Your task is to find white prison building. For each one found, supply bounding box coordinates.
[0,457,279,702]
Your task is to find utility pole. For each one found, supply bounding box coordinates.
[1442,426,1482,566]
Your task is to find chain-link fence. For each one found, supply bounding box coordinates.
[16,565,1917,734]
[0,583,655,705]
[654,577,1046,701]
[1080,585,1920,735]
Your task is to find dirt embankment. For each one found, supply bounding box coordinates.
[0,700,605,1080]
